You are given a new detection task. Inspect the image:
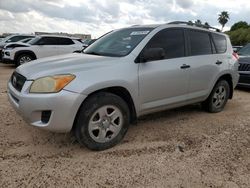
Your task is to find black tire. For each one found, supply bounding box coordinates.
[74,92,130,151]
[202,80,230,113]
[15,54,34,67]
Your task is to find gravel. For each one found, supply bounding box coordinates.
[0,63,249,187]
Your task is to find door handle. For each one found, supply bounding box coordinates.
[180,64,191,69]
[215,60,223,65]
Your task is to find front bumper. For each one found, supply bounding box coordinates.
[7,80,87,132]
[237,72,250,88]
[2,58,15,64]
[0,49,3,60]
[2,49,15,64]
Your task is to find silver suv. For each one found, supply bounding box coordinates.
[8,22,239,150]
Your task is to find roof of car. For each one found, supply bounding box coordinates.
[130,24,161,28]
[38,35,75,39]
[130,22,223,35]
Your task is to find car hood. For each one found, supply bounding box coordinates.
[16,53,120,79]
[4,42,30,48]
[0,42,6,48]
[239,54,250,58]
[239,57,250,64]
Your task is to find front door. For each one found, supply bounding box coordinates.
[138,28,190,113]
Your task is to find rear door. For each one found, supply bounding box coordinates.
[185,30,226,101]
[56,37,79,55]
[32,37,60,58]
[138,28,190,113]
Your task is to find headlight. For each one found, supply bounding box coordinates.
[30,74,75,93]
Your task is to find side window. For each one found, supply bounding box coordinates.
[57,38,74,45]
[188,30,212,56]
[212,33,227,53]
[37,37,58,45]
[7,36,30,42]
[145,29,185,60]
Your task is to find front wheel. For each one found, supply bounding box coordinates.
[74,92,130,151]
[16,54,33,67]
[202,80,230,113]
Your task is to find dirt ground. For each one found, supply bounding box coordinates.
[0,63,249,188]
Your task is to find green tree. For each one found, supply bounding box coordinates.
[195,19,202,25]
[230,21,249,31]
[218,11,230,31]
[204,22,210,29]
[188,20,194,25]
[226,27,250,45]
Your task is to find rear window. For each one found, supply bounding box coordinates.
[188,30,212,56]
[212,33,227,53]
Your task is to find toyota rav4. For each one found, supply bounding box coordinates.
[7,22,239,150]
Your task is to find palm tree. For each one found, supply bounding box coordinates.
[218,11,230,31]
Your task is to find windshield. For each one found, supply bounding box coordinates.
[28,36,41,45]
[84,27,154,57]
[1,35,13,43]
[238,43,250,56]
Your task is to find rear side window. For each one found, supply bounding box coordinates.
[188,30,212,56]
[145,29,185,59]
[57,38,74,45]
[212,33,227,53]
[37,37,59,45]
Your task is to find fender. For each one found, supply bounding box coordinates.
[14,50,37,61]
[207,70,234,99]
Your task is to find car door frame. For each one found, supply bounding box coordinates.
[137,27,192,115]
[184,28,223,103]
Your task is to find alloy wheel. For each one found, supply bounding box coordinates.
[88,105,123,143]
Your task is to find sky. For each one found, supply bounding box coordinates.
[0,0,249,38]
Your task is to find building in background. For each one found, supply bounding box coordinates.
[34,32,91,40]
[0,32,91,41]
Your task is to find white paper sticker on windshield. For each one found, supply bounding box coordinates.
[130,31,150,35]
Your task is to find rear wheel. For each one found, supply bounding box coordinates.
[16,54,34,67]
[74,92,130,150]
[202,80,230,113]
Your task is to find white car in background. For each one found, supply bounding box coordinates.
[2,35,84,66]
[0,34,35,60]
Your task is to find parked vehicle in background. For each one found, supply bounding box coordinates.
[237,57,250,88]
[7,22,239,150]
[237,43,250,57]
[18,38,34,43]
[233,46,243,53]
[3,38,35,55]
[2,35,83,66]
[82,39,97,50]
[0,34,35,60]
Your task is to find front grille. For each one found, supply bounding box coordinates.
[11,72,26,92]
[239,74,250,84]
[239,63,250,71]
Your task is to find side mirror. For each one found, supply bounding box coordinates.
[141,48,165,62]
